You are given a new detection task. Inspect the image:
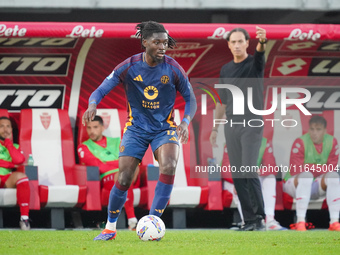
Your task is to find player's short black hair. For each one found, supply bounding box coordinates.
[91,115,104,126]
[135,21,176,49]
[0,116,10,122]
[226,28,250,41]
[309,115,327,128]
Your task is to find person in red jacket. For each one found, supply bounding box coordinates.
[0,116,30,230]
[77,115,138,230]
[284,115,340,231]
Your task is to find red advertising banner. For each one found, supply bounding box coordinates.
[1,22,340,40]
[1,22,340,127]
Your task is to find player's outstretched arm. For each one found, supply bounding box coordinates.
[82,65,123,125]
[82,72,119,125]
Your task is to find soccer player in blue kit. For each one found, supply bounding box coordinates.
[82,21,197,240]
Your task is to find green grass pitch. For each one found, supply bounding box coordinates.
[1,229,340,255]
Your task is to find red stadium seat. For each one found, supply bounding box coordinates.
[19,109,101,229]
[0,109,9,118]
[77,108,148,208]
[197,109,236,210]
[77,108,128,146]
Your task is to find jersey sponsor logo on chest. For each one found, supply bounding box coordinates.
[142,86,160,109]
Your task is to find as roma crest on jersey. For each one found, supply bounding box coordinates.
[160,75,169,84]
[119,145,125,153]
[100,112,111,130]
[40,112,51,130]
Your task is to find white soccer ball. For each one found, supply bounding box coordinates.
[136,215,166,241]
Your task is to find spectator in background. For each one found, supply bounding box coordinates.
[285,115,340,231]
[78,115,138,230]
[222,137,287,230]
[0,116,30,230]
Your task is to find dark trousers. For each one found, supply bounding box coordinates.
[225,124,265,223]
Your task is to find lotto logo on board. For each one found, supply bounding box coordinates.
[279,41,340,52]
[0,38,77,48]
[0,54,70,76]
[270,56,340,77]
[0,85,65,111]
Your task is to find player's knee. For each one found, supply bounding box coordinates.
[264,174,276,179]
[297,172,313,186]
[298,171,313,180]
[117,171,134,187]
[14,171,27,180]
[160,159,177,175]
[324,172,340,186]
[262,174,276,186]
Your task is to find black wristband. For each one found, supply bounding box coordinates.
[259,38,268,44]
[212,129,218,133]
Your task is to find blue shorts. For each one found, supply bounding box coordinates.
[119,128,179,160]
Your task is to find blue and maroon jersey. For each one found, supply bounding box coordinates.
[89,53,196,133]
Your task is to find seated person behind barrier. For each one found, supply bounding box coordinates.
[222,137,286,230]
[0,116,30,230]
[284,115,340,231]
[77,115,138,230]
